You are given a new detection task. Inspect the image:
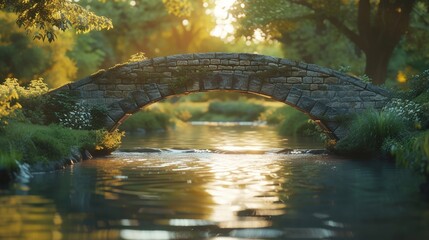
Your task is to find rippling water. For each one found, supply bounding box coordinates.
[1,125,429,239]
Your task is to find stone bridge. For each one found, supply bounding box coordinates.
[53,52,391,139]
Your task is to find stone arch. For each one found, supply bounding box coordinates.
[52,53,391,139]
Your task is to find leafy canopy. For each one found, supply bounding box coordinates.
[0,0,113,42]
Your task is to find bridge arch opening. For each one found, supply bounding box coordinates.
[117,91,326,151]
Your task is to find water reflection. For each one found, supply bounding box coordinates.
[1,125,429,239]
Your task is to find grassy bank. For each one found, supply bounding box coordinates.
[334,70,429,184]
[0,122,123,172]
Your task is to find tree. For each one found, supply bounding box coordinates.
[0,0,112,42]
[232,0,428,85]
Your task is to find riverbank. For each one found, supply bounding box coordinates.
[0,122,123,184]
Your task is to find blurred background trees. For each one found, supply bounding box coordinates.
[0,0,428,88]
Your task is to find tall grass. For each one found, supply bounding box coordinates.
[335,110,409,156]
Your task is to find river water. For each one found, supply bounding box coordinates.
[1,125,429,240]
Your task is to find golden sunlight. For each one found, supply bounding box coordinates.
[209,0,237,40]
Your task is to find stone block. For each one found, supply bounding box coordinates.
[310,84,318,91]
[260,83,275,96]
[90,91,104,98]
[307,71,323,77]
[324,77,339,84]
[272,84,290,101]
[287,77,302,84]
[292,70,307,77]
[200,59,211,65]
[143,66,155,72]
[117,85,137,91]
[313,77,323,83]
[240,60,251,66]
[81,83,99,91]
[139,60,152,67]
[157,83,174,96]
[229,60,240,65]
[221,59,229,65]
[131,91,150,106]
[106,91,124,98]
[107,102,126,122]
[303,77,313,84]
[203,77,219,90]
[118,99,138,113]
[217,74,233,89]
[153,57,166,65]
[168,54,194,61]
[177,60,188,66]
[297,96,316,112]
[269,77,287,83]
[143,83,162,101]
[219,66,233,70]
[310,102,328,117]
[216,53,239,59]
[210,59,221,64]
[232,74,249,91]
[286,87,302,105]
[280,59,296,66]
[194,53,216,59]
[248,78,262,92]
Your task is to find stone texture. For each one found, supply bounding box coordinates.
[52,52,392,140]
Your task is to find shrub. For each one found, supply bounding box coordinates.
[57,102,92,130]
[390,131,429,176]
[335,110,408,156]
[87,129,125,156]
[408,69,429,97]
[382,98,423,127]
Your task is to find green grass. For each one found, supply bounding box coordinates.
[0,122,121,166]
[119,110,171,132]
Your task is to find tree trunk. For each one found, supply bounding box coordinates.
[364,46,394,85]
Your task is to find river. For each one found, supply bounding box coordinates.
[1,124,428,240]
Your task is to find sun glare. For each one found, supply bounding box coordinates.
[209,0,237,40]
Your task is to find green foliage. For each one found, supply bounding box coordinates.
[119,110,171,132]
[335,110,409,156]
[0,149,20,171]
[409,69,429,97]
[0,33,50,80]
[42,91,77,124]
[389,131,429,176]
[232,0,425,84]
[264,106,317,136]
[382,98,423,127]
[206,100,266,122]
[0,0,113,42]
[90,105,109,130]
